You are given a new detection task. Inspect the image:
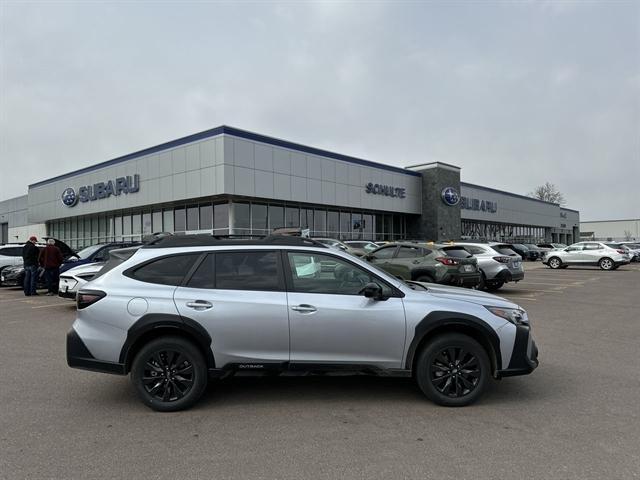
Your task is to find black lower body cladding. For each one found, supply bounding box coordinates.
[498,324,538,377]
[66,328,126,375]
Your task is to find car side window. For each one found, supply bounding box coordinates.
[129,254,199,286]
[215,251,282,291]
[287,252,391,296]
[371,246,396,259]
[584,243,601,250]
[566,244,583,251]
[186,254,215,289]
[396,246,421,258]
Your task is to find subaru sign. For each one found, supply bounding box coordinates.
[441,187,460,206]
[61,174,140,207]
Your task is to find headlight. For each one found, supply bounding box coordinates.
[485,306,528,325]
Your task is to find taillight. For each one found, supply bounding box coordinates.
[77,290,106,310]
[493,256,511,263]
[436,257,459,265]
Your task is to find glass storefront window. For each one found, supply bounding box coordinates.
[363,214,373,240]
[269,205,284,230]
[122,215,132,238]
[301,209,313,231]
[314,209,326,236]
[251,204,268,235]
[98,215,106,241]
[214,203,229,231]
[132,214,142,235]
[186,206,199,231]
[199,204,213,230]
[339,212,351,239]
[326,211,339,236]
[114,216,122,241]
[232,202,250,235]
[91,217,99,241]
[163,210,173,233]
[142,213,152,235]
[152,211,163,232]
[174,208,186,232]
[285,207,299,228]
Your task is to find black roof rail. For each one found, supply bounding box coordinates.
[141,233,329,249]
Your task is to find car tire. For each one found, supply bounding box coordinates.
[486,281,504,292]
[547,257,562,269]
[477,271,487,290]
[131,336,208,412]
[415,333,490,407]
[599,258,614,270]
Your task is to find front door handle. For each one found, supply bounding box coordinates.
[186,300,213,310]
[291,304,317,313]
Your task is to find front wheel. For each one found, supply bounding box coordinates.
[415,334,490,407]
[131,336,208,412]
[599,258,614,270]
[547,257,562,269]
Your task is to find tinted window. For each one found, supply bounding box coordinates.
[492,245,518,256]
[585,243,602,250]
[187,254,215,289]
[131,254,199,285]
[216,251,281,291]
[372,246,396,259]
[464,246,486,255]
[0,247,22,256]
[441,247,471,258]
[287,252,389,296]
[396,246,421,258]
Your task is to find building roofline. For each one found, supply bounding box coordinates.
[460,182,564,207]
[581,219,640,223]
[28,125,421,189]
[560,207,580,213]
[406,161,461,171]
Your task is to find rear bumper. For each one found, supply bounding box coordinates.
[67,328,126,375]
[58,289,77,299]
[498,325,539,378]
[443,272,481,287]
[493,269,524,283]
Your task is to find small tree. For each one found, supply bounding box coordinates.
[528,182,566,205]
[624,230,633,241]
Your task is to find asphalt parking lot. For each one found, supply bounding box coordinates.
[1,262,639,480]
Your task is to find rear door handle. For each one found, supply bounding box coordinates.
[185,300,213,310]
[291,304,317,313]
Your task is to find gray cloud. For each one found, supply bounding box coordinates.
[1,1,638,220]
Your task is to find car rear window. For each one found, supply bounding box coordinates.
[0,247,22,256]
[491,245,518,256]
[129,254,199,286]
[441,247,472,258]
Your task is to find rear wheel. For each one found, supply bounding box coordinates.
[415,333,490,407]
[131,336,208,412]
[547,257,562,269]
[599,258,614,270]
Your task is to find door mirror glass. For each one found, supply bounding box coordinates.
[359,282,383,300]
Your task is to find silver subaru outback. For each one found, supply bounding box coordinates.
[452,242,525,291]
[67,235,538,411]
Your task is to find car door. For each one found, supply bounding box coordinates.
[285,251,406,369]
[173,250,290,367]
[562,244,584,264]
[366,245,398,275]
[582,243,605,265]
[393,246,424,280]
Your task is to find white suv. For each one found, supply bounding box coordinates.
[544,242,630,270]
[0,244,26,280]
[67,235,538,411]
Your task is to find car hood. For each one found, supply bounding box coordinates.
[414,282,519,308]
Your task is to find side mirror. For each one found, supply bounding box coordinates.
[359,282,384,300]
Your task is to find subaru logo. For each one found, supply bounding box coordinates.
[61,187,78,207]
[441,187,460,206]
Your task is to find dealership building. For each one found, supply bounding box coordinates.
[0,125,580,248]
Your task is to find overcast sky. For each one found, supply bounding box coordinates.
[1,0,638,220]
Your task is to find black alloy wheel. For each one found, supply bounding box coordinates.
[430,347,480,398]
[416,333,490,407]
[132,336,207,412]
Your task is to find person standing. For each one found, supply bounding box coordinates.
[39,238,64,296]
[22,236,40,296]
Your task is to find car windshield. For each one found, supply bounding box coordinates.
[74,244,103,259]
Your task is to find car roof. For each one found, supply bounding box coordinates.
[142,234,329,250]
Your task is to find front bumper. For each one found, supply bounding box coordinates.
[67,328,126,375]
[498,324,539,377]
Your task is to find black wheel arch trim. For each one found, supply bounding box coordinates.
[405,311,502,373]
[118,313,215,371]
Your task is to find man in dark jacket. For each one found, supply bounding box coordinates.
[39,238,64,295]
[22,236,40,296]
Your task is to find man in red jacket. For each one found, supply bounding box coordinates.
[39,238,64,296]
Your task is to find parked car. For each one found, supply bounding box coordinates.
[364,242,480,288]
[59,262,105,299]
[60,241,141,273]
[605,243,638,262]
[618,242,640,262]
[536,243,567,254]
[67,234,538,411]
[523,244,545,260]
[543,242,630,270]
[0,264,46,289]
[452,242,525,292]
[344,241,378,257]
[509,243,537,261]
[0,244,26,282]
